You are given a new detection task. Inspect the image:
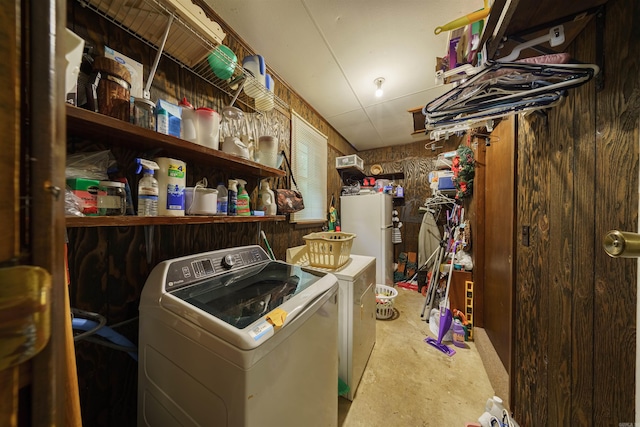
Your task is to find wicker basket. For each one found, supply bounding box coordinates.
[375,284,398,320]
[302,232,355,269]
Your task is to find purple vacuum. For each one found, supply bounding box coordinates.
[424,241,460,357]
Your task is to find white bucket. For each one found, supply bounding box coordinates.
[155,157,186,216]
[185,187,218,215]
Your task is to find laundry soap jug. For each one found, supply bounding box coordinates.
[227,179,238,216]
[257,179,277,216]
[236,179,251,216]
[216,182,228,216]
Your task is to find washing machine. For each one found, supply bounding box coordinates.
[287,248,377,400]
[138,245,339,427]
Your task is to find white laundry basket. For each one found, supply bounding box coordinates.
[375,284,398,319]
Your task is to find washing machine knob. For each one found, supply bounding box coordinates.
[222,254,236,269]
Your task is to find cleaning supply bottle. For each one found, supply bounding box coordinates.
[135,158,159,216]
[257,179,277,216]
[227,179,238,216]
[216,182,228,216]
[236,179,251,216]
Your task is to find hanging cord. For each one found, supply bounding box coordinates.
[71,308,138,360]
[71,308,106,342]
[186,177,208,214]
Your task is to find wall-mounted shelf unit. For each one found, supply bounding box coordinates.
[67,105,286,178]
[66,105,287,227]
[77,0,289,113]
[66,214,285,227]
[480,0,608,61]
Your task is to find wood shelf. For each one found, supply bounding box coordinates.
[66,214,286,228]
[480,0,608,61]
[66,105,286,179]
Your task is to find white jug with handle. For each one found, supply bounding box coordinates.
[485,395,505,419]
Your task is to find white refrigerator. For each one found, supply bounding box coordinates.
[340,193,394,285]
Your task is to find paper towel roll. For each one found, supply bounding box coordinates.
[155,157,186,216]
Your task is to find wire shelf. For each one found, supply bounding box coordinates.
[77,0,288,112]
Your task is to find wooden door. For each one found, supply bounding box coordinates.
[483,115,516,375]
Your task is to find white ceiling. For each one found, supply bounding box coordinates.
[205,0,485,151]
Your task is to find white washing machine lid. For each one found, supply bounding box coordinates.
[169,261,321,329]
[141,245,339,350]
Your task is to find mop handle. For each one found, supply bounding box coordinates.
[443,241,461,303]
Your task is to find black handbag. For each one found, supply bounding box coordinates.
[275,151,305,214]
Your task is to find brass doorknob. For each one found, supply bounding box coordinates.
[603,230,640,258]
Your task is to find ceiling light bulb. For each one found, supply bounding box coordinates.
[374,77,385,97]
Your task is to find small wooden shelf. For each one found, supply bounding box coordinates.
[66,105,285,179]
[66,214,286,228]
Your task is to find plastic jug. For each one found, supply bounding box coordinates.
[255,135,278,168]
[242,54,266,99]
[257,179,277,216]
[485,395,505,419]
[195,107,220,150]
[179,97,197,143]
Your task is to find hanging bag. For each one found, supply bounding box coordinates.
[275,151,305,214]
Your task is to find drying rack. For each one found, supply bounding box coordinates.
[77,0,289,113]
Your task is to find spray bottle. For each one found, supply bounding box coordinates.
[136,158,159,216]
[236,179,251,216]
[227,179,238,216]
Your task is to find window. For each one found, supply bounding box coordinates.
[290,111,327,223]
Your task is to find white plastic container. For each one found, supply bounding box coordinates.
[336,154,364,172]
[185,187,218,215]
[195,107,220,150]
[257,179,277,216]
[155,157,186,216]
[254,73,275,112]
[255,135,278,168]
[179,97,197,143]
[242,54,266,99]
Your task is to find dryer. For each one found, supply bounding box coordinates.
[138,245,339,426]
[287,249,376,401]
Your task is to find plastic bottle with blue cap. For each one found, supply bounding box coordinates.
[135,158,159,217]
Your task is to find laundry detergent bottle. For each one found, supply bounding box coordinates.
[227,179,238,216]
[236,179,251,216]
[258,179,276,216]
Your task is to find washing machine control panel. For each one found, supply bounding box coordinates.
[164,245,271,290]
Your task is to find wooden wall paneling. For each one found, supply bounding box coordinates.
[483,115,515,372]
[565,19,597,425]
[545,73,578,426]
[593,0,638,423]
[514,113,551,425]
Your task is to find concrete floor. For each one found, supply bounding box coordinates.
[338,287,496,427]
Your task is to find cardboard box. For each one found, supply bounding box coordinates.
[156,99,182,138]
[67,178,102,215]
[104,46,144,98]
